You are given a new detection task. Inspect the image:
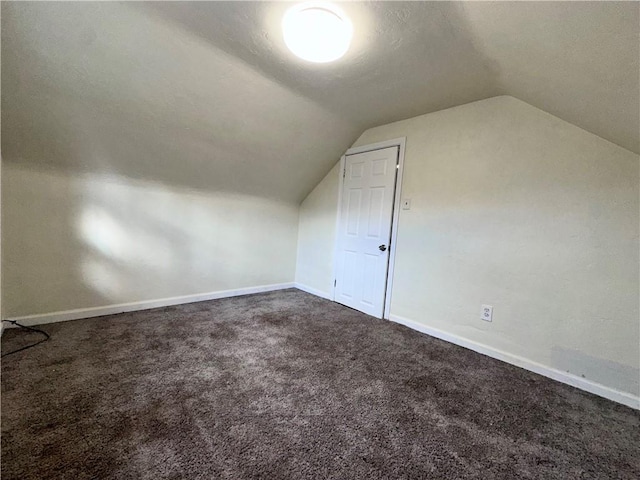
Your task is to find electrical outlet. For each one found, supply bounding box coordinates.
[481,305,493,322]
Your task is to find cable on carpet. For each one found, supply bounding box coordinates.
[1,320,51,357]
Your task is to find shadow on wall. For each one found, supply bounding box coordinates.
[551,346,640,395]
[1,165,111,316]
[1,164,298,318]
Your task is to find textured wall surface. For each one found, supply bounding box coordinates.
[143,1,639,153]
[1,2,349,316]
[2,164,298,317]
[297,96,640,397]
[295,163,340,296]
[1,2,359,203]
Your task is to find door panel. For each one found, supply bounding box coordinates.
[367,187,385,237]
[346,189,361,235]
[335,146,398,317]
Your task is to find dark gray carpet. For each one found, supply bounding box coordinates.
[2,289,639,479]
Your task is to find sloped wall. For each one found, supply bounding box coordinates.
[294,163,340,297]
[295,96,640,400]
[1,2,358,318]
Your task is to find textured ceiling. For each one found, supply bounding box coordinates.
[143,1,639,154]
[2,1,638,204]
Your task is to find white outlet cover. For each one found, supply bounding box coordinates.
[481,304,493,322]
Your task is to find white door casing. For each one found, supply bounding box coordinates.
[334,145,399,317]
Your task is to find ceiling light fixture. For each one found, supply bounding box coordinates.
[282,3,353,63]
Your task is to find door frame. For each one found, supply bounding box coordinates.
[331,137,406,320]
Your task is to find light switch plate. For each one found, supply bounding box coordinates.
[402,198,411,210]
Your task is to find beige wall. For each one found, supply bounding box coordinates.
[295,96,640,398]
[2,164,298,318]
[294,163,339,297]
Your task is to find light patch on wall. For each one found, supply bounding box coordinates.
[2,161,298,317]
[80,208,128,260]
[79,204,175,272]
[81,258,126,300]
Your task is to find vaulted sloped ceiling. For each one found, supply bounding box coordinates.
[2,2,638,204]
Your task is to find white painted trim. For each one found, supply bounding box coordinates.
[382,138,405,320]
[389,313,640,410]
[331,154,346,302]
[294,283,332,300]
[345,137,406,157]
[333,138,407,319]
[5,283,295,327]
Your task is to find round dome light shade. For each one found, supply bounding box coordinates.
[282,3,353,63]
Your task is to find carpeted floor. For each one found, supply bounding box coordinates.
[1,289,638,479]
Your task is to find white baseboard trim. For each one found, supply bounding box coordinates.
[389,313,640,410]
[5,283,296,328]
[294,283,332,300]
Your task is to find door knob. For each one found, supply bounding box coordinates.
[379,244,387,252]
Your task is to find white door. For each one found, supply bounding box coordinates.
[335,146,398,317]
